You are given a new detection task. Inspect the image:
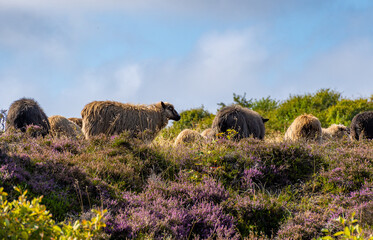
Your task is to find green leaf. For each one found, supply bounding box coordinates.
[333,231,345,236]
[344,226,351,236]
[53,225,62,233]
[21,231,29,239]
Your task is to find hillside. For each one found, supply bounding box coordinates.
[0,89,373,239]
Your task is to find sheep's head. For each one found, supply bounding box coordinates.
[161,101,181,121]
[336,125,350,137]
[330,124,350,138]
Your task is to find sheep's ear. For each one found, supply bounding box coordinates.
[161,101,166,109]
[262,118,269,123]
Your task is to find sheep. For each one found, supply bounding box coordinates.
[284,114,322,142]
[49,115,84,139]
[68,117,82,128]
[81,100,181,141]
[211,105,268,140]
[321,124,349,141]
[201,128,217,139]
[5,98,50,136]
[350,111,373,140]
[173,129,205,146]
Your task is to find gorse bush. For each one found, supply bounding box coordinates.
[0,186,106,240]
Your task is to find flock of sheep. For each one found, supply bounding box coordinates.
[284,111,373,142]
[4,98,180,142]
[3,98,373,145]
[175,105,373,145]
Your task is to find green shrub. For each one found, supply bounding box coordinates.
[218,93,279,113]
[218,92,255,109]
[221,89,372,133]
[0,186,106,240]
[161,106,214,139]
[326,98,373,127]
[274,89,341,129]
[318,212,373,240]
[252,96,280,113]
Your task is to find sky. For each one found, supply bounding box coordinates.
[0,0,373,118]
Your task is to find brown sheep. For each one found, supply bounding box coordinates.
[68,117,82,128]
[6,98,50,137]
[284,114,322,142]
[211,105,268,140]
[81,100,180,141]
[201,128,217,139]
[49,115,84,139]
[321,124,349,140]
[173,129,205,146]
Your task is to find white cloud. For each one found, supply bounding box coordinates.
[0,12,77,67]
[287,38,373,99]
[1,1,372,119]
[114,65,142,95]
[189,30,267,84]
[181,30,267,97]
[152,31,373,112]
[132,29,271,112]
[6,34,370,118]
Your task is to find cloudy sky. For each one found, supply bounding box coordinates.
[1,1,373,118]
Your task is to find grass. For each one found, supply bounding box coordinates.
[0,127,373,239]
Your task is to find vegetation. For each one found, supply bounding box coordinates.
[216,89,373,134]
[319,213,373,240]
[0,89,372,239]
[0,187,106,239]
[160,106,214,140]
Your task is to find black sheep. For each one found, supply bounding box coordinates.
[6,98,50,136]
[212,105,268,140]
[350,111,373,140]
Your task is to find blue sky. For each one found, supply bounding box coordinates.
[0,1,372,118]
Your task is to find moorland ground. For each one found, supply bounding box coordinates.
[0,89,372,239]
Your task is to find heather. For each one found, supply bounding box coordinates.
[1,129,372,239]
[0,89,373,239]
